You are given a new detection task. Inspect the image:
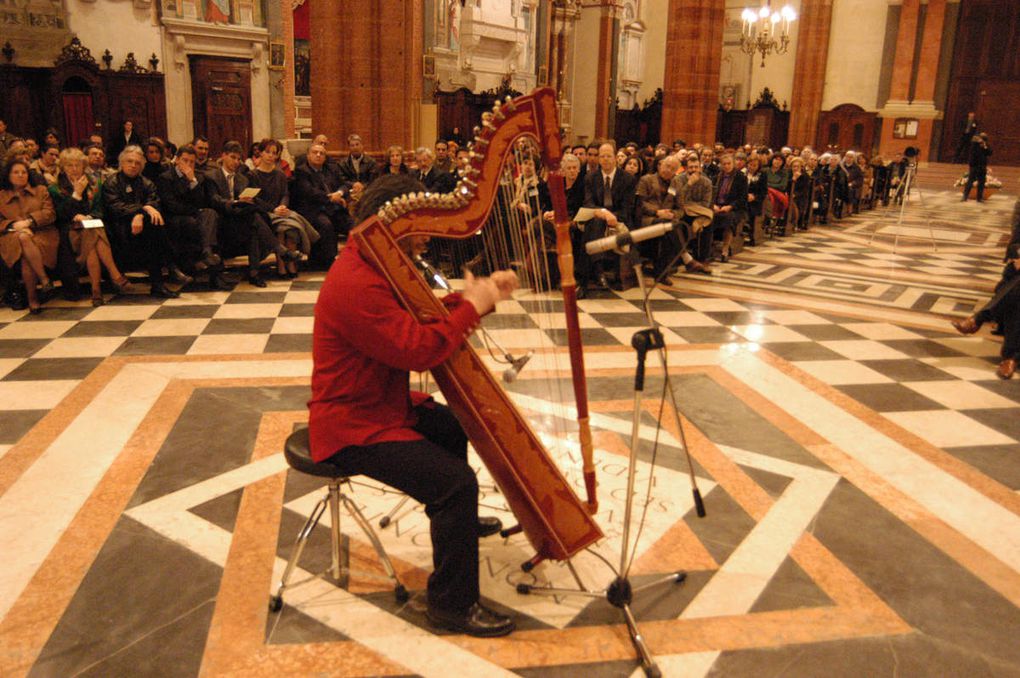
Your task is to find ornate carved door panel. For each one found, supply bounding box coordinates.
[189,56,252,153]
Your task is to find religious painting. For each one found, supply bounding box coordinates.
[269,40,285,70]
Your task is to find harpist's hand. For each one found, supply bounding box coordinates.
[463,270,518,316]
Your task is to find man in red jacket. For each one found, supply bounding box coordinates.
[309,174,518,637]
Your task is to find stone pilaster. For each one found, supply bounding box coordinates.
[594,2,618,139]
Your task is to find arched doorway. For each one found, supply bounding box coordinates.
[816,103,879,154]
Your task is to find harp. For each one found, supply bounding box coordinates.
[351,88,602,566]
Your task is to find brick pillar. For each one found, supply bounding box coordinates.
[788,0,833,147]
[310,0,423,152]
[661,0,726,146]
[878,0,945,160]
[594,4,618,139]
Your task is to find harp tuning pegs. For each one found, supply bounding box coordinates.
[503,95,516,112]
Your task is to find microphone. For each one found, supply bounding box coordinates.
[502,350,534,383]
[413,254,452,291]
[585,222,674,255]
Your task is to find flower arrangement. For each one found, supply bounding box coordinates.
[954,172,1003,189]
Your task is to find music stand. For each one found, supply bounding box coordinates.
[516,261,706,678]
[867,146,937,253]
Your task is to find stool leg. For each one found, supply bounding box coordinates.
[270,491,329,612]
[329,481,343,583]
[379,495,410,529]
[340,492,409,603]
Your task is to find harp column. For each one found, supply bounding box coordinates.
[309,0,424,151]
[660,0,726,146]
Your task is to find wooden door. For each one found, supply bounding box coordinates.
[190,56,252,154]
[817,104,878,155]
[975,80,1020,164]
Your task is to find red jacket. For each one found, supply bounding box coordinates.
[308,240,480,462]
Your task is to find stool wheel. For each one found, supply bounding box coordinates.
[395,584,409,603]
[269,595,283,613]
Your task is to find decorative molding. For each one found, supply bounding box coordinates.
[879,99,941,120]
[54,37,98,68]
[119,52,149,73]
[162,17,269,71]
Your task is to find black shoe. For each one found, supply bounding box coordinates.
[426,602,515,638]
[168,266,193,285]
[150,284,180,299]
[576,286,588,300]
[248,274,267,288]
[202,252,222,268]
[209,273,236,291]
[5,287,28,311]
[280,249,302,264]
[478,516,502,538]
[596,273,611,290]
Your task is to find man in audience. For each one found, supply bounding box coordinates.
[84,144,114,183]
[578,141,637,296]
[583,142,601,180]
[434,139,453,173]
[414,147,456,193]
[636,154,689,279]
[337,133,378,200]
[157,144,234,290]
[192,136,212,172]
[103,145,188,298]
[295,134,330,169]
[951,242,1020,379]
[23,138,39,161]
[674,154,716,267]
[291,142,345,268]
[712,153,748,262]
[700,147,720,185]
[205,141,299,287]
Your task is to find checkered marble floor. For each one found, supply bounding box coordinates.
[1,271,1018,490]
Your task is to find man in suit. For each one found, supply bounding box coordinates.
[291,142,346,268]
[156,144,234,290]
[578,141,637,297]
[963,133,993,202]
[674,154,717,266]
[191,136,212,173]
[205,141,299,287]
[414,147,456,194]
[336,133,378,202]
[434,139,453,173]
[108,120,142,163]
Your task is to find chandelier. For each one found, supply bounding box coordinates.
[740,1,797,67]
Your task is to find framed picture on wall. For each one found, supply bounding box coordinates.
[893,117,918,139]
[269,41,285,70]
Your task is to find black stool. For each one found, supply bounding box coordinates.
[268,427,408,612]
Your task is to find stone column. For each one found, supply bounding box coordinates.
[787,0,833,147]
[550,1,581,136]
[878,0,946,159]
[661,0,726,146]
[280,0,296,138]
[310,0,423,151]
[594,2,618,139]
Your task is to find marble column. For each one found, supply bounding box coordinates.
[594,2,618,139]
[310,0,423,151]
[550,2,581,136]
[787,0,833,147]
[661,0,726,146]
[878,0,946,159]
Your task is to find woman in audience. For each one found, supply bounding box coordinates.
[857,153,874,208]
[142,138,169,183]
[250,138,319,279]
[788,156,812,231]
[0,159,58,313]
[764,154,790,234]
[744,155,768,242]
[49,148,131,306]
[384,145,408,175]
[623,155,644,177]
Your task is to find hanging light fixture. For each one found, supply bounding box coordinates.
[740,1,797,67]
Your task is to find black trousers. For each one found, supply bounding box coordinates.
[976,273,1020,360]
[322,403,480,612]
[166,209,218,270]
[109,213,174,284]
[964,167,987,201]
[307,212,341,269]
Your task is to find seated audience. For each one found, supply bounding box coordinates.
[142,137,170,183]
[383,145,409,175]
[204,141,299,287]
[192,136,212,172]
[250,138,318,279]
[434,139,453,173]
[674,154,715,267]
[711,153,748,261]
[85,144,114,184]
[636,154,688,278]
[290,142,345,268]
[50,148,131,306]
[104,145,187,298]
[788,157,812,231]
[579,141,637,296]
[31,144,60,186]
[337,134,378,202]
[764,154,790,230]
[1,159,58,313]
[156,144,232,290]
[414,147,456,193]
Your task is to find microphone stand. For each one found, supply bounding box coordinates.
[516,254,706,678]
